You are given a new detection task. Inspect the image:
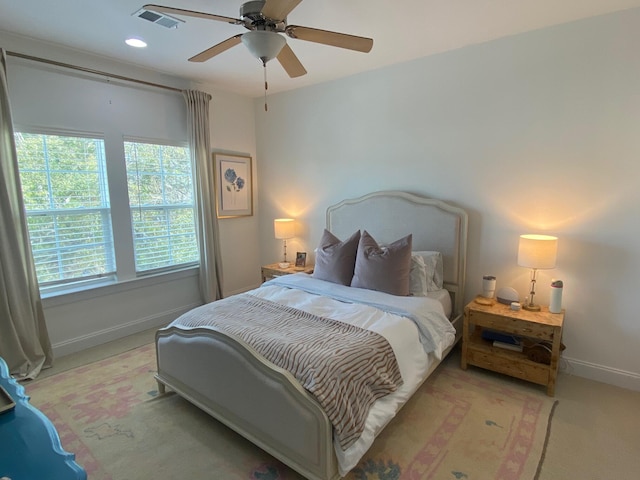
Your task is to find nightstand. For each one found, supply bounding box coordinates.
[461,300,564,396]
[261,262,314,283]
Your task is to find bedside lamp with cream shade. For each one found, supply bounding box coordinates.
[274,218,295,268]
[518,234,558,311]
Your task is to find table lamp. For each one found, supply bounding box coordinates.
[274,218,295,268]
[517,234,558,311]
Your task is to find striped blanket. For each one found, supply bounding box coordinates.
[170,293,404,450]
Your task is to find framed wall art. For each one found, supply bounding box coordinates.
[213,152,253,218]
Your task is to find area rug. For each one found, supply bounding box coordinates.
[25,343,557,480]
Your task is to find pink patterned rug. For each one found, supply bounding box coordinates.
[25,343,556,479]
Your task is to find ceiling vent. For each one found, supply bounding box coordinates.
[133,8,184,29]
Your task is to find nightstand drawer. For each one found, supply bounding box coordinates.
[263,272,287,282]
[261,263,314,283]
[468,310,556,342]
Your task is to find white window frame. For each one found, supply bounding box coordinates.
[14,128,117,292]
[123,137,199,276]
[14,128,199,297]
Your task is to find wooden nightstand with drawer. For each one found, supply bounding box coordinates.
[461,300,565,396]
[261,263,314,283]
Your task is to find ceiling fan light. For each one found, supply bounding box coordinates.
[242,30,286,63]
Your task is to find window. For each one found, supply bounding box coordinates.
[124,141,198,274]
[14,132,115,286]
[14,132,198,291]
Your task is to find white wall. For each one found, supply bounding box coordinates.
[1,32,258,356]
[254,9,640,390]
[197,82,261,297]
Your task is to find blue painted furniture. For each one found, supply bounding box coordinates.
[0,356,86,480]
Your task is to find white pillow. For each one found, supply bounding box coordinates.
[409,254,428,296]
[409,251,444,295]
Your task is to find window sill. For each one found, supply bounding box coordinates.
[41,266,199,308]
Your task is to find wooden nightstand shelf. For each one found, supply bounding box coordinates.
[261,262,314,283]
[461,300,565,396]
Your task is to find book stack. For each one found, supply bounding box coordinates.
[481,329,523,352]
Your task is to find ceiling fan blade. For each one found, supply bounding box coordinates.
[261,0,303,20]
[285,25,373,53]
[277,44,307,78]
[188,34,243,62]
[143,4,241,24]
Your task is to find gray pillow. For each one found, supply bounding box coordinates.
[312,229,361,285]
[351,231,413,296]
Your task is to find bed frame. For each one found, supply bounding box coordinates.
[155,191,468,480]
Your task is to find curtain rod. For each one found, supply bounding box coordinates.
[6,51,183,94]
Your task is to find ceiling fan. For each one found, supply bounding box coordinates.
[142,0,374,78]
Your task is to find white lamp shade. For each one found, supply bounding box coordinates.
[517,234,558,269]
[274,218,295,239]
[242,30,286,63]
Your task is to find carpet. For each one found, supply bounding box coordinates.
[25,343,557,480]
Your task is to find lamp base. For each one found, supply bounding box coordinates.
[278,262,290,269]
[523,303,541,312]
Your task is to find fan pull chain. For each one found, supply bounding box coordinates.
[263,61,268,112]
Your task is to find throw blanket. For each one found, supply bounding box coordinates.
[170,293,403,450]
[267,274,456,360]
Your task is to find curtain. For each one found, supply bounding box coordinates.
[0,48,53,379]
[183,90,223,303]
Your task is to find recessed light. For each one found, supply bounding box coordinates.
[126,37,147,48]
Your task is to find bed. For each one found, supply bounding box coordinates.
[154,190,468,480]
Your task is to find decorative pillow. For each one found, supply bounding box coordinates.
[351,231,412,296]
[411,251,444,293]
[312,229,361,285]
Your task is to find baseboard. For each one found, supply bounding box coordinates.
[562,356,640,392]
[51,302,202,358]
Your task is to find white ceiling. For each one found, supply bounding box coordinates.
[1,0,639,98]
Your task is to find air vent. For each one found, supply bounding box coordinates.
[133,8,184,29]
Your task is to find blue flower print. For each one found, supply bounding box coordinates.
[224,168,245,192]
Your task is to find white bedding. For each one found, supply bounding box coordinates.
[253,274,456,475]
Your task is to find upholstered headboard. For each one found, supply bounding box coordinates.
[326,191,468,318]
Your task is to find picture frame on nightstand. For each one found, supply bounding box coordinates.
[295,251,307,268]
